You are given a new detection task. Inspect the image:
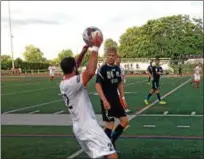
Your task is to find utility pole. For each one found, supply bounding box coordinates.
[8,1,15,70]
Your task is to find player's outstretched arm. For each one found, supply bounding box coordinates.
[75,44,90,68]
[82,36,102,86]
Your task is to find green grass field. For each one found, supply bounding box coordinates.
[1,75,204,159]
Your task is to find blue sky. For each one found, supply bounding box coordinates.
[1,1,203,60]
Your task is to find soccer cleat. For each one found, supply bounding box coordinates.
[159,100,166,105]
[144,99,148,105]
[148,82,150,85]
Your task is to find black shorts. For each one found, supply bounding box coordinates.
[152,80,160,90]
[101,99,126,122]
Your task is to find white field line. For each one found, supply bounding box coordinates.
[138,114,203,117]
[163,111,169,115]
[124,79,147,86]
[191,111,196,116]
[28,110,40,114]
[67,149,84,159]
[2,83,35,88]
[1,87,57,96]
[143,125,156,128]
[53,110,64,114]
[67,78,191,159]
[3,79,146,114]
[177,125,190,128]
[129,78,192,119]
[124,125,130,131]
[1,81,59,88]
[3,99,63,114]
[86,79,146,96]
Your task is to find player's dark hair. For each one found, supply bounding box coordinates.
[60,57,76,74]
[106,47,117,54]
[155,58,160,61]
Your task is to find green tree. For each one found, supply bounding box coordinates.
[1,55,12,70]
[48,58,60,65]
[1,55,12,61]
[58,49,73,61]
[118,15,203,58]
[14,57,23,68]
[104,38,118,55]
[23,45,46,62]
[75,51,91,66]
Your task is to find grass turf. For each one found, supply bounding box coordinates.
[1,75,203,158]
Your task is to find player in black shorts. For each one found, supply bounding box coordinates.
[95,47,129,150]
[147,60,153,84]
[178,64,182,77]
[144,58,166,105]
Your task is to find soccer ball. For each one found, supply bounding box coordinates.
[82,26,103,45]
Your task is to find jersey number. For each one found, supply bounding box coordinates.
[108,143,113,151]
[107,71,114,79]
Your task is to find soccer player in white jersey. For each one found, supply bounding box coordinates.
[59,38,118,159]
[48,65,56,81]
[191,63,202,88]
[115,56,131,113]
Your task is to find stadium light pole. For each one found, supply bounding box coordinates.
[8,1,15,70]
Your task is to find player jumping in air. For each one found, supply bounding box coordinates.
[144,58,166,105]
[115,56,131,113]
[190,63,202,88]
[95,47,129,152]
[147,60,153,84]
[59,39,118,158]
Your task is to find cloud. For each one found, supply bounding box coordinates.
[190,1,203,7]
[1,17,62,26]
[1,1,203,60]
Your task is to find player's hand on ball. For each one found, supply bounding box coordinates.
[91,32,103,48]
[103,99,111,110]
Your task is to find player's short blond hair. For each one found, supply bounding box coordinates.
[106,47,117,55]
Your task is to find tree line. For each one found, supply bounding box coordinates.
[1,14,203,70]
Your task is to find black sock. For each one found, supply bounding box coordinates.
[104,128,112,139]
[111,124,124,145]
[157,93,161,101]
[146,93,152,100]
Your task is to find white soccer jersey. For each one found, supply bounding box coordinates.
[194,66,202,81]
[194,66,202,75]
[119,65,125,80]
[59,73,115,158]
[48,66,56,76]
[60,74,97,130]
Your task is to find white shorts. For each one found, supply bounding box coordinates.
[194,74,200,81]
[74,125,116,158]
[50,72,55,76]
